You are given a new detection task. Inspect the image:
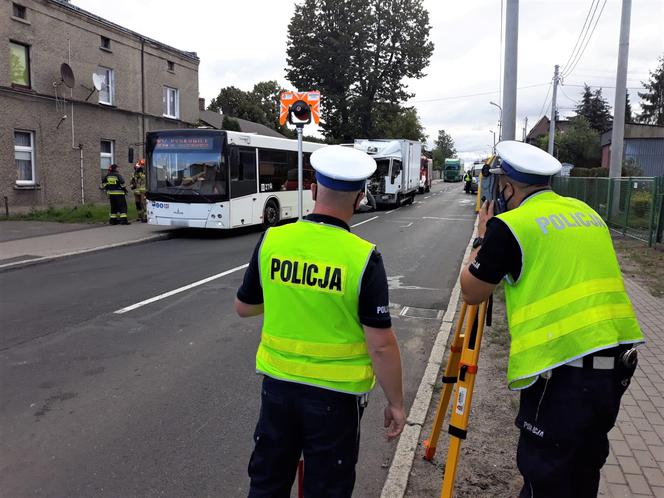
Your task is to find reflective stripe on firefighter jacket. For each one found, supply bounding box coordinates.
[101,173,126,195]
[131,171,147,193]
[257,220,376,394]
[496,191,643,390]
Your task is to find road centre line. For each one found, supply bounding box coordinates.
[351,216,379,228]
[114,263,249,314]
[422,216,477,221]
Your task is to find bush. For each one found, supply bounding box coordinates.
[570,167,608,177]
[631,191,651,218]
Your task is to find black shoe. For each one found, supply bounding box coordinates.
[121,220,131,225]
[109,219,118,225]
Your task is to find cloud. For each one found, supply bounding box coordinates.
[75,0,664,158]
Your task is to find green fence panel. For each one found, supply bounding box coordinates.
[552,176,659,246]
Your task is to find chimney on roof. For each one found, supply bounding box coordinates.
[198,98,205,111]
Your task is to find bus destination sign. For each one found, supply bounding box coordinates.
[155,137,214,150]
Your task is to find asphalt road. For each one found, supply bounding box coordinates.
[0,182,477,498]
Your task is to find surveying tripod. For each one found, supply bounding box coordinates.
[422,297,492,498]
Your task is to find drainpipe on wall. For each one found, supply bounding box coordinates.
[69,38,85,205]
[140,37,146,144]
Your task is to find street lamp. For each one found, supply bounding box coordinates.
[489,101,503,141]
[489,130,496,153]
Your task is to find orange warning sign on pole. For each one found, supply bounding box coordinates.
[279,91,320,125]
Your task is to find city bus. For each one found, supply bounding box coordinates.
[145,129,325,229]
[443,158,463,182]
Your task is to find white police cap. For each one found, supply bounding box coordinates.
[311,145,377,191]
[492,141,562,184]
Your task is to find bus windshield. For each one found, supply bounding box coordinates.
[147,132,228,202]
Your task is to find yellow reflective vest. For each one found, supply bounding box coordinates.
[257,219,377,394]
[496,191,643,390]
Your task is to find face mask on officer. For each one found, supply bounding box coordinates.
[497,179,515,213]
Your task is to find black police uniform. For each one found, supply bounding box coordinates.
[470,192,638,498]
[237,214,391,498]
[101,172,129,224]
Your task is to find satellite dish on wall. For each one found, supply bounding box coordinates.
[60,63,75,88]
[92,73,103,91]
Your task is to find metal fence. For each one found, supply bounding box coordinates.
[551,176,664,246]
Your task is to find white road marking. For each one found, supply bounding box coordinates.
[351,216,379,228]
[387,276,438,291]
[399,222,413,228]
[422,216,477,221]
[424,196,430,199]
[114,263,249,314]
[385,208,400,214]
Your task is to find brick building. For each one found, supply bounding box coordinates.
[1,0,200,211]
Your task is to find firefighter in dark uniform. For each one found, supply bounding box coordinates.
[460,141,643,497]
[100,164,129,225]
[235,145,406,498]
[130,159,147,222]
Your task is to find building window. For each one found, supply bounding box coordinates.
[100,140,114,177]
[15,130,35,186]
[10,41,30,87]
[97,66,114,105]
[163,86,179,118]
[167,60,174,72]
[100,36,111,50]
[12,3,27,19]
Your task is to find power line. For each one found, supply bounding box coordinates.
[562,83,645,90]
[560,0,598,75]
[538,81,553,118]
[562,0,608,79]
[559,86,577,104]
[410,82,549,104]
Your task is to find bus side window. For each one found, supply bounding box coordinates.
[230,147,258,199]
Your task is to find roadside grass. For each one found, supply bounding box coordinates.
[5,202,138,224]
[613,235,664,298]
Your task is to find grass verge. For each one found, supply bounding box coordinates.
[613,235,664,297]
[5,203,139,224]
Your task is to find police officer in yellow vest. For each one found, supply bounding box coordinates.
[235,145,406,498]
[460,141,644,498]
[463,170,472,194]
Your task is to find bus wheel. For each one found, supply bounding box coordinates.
[263,199,280,228]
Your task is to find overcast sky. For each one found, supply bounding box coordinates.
[76,0,664,161]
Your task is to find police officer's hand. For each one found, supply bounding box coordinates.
[384,403,406,441]
[478,200,494,237]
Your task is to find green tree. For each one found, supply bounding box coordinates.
[431,130,456,170]
[625,90,633,124]
[222,115,241,131]
[372,104,427,142]
[538,116,600,168]
[637,55,664,125]
[575,84,612,133]
[285,0,434,141]
[208,81,290,134]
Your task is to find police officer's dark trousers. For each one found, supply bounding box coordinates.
[515,348,637,498]
[248,375,364,498]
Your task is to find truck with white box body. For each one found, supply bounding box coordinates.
[354,139,421,207]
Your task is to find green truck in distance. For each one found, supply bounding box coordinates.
[443,158,463,182]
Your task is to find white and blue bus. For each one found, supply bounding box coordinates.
[146,129,325,229]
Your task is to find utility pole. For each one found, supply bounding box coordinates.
[548,65,559,156]
[610,0,631,178]
[523,116,528,141]
[501,0,519,141]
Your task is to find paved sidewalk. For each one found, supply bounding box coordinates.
[599,278,664,497]
[0,221,171,269]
